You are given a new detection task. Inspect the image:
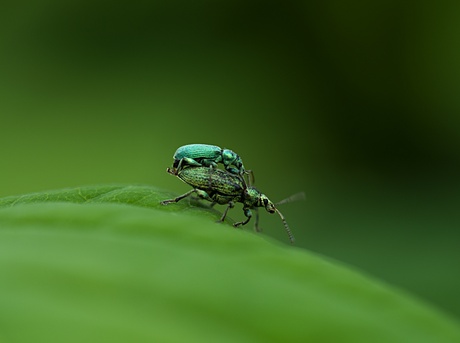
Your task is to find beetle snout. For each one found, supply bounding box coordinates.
[261,195,276,213]
[265,203,276,213]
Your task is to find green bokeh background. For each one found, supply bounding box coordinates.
[1,0,459,320]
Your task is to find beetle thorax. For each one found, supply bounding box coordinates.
[222,149,238,165]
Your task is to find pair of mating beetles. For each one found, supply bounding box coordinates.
[160,143,297,243]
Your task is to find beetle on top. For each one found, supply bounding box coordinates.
[171,143,253,184]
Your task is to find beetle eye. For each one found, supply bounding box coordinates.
[263,198,268,206]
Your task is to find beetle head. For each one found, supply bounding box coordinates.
[244,188,275,213]
[244,187,295,244]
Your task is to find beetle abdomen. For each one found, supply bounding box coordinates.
[173,144,222,160]
[178,167,243,196]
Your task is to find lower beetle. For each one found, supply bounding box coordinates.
[160,166,298,244]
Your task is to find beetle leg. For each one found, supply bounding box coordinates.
[175,158,184,172]
[201,159,218,169]
[218,201,234,223]
[160,189,196,205]
[194,189,214,203]
[226,166,240,174]
[233,208,252,227]
[245,170,255,186]
[177,157,202,172]
[200,160,218,191]
[253,208,262,232]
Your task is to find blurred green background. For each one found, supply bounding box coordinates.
[1,0,459,319]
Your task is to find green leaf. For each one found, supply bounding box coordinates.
[0,184,230,223]
[0,186,459,343]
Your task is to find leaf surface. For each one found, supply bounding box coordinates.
[0,186,459,343]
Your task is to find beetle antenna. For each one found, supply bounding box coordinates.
[275,208,295,244]
[276,192,305,206]
[246,170,255,186]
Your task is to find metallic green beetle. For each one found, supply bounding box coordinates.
[160,166,295,244]
[171,144,253,184]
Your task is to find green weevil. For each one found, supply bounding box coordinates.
[171,144,253,184]
[160,166,297,244]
